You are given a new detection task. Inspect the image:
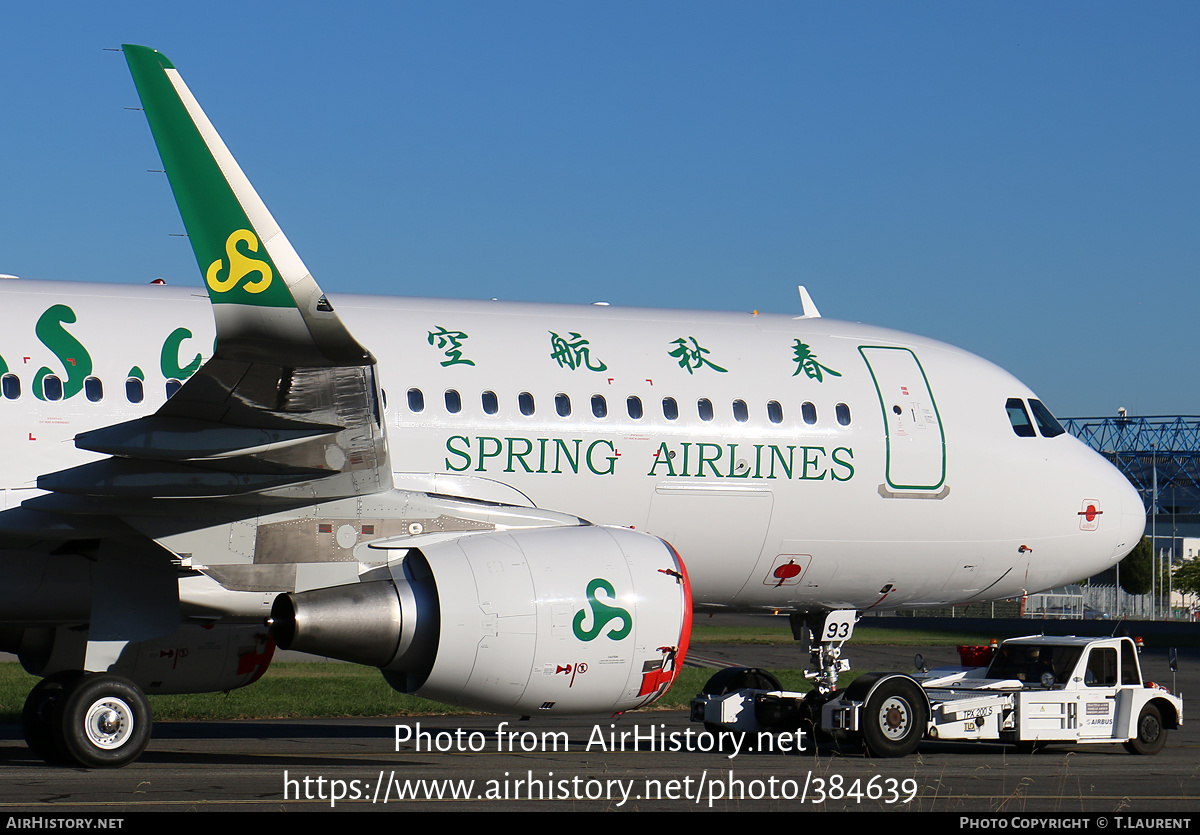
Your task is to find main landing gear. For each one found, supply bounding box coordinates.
[22,672,152,767]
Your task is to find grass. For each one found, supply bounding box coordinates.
[0,663,467,723]
[5,625,1186,723]
[689,622,999,646]
[0,627,1017,723]
[0,662,826,724]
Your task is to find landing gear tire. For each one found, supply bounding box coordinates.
[861,678,927,758]
[22,672,83,763]
[700,667,782,735]
[54,674,152,768]
[1124,703,1167,755]
[701,666,782,696]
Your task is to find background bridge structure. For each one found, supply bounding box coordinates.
[1062,415,1200,520]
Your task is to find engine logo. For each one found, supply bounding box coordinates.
[572,578,632,642]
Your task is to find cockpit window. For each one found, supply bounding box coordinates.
[1005,398,1035,437]
[1029,399,1066,438]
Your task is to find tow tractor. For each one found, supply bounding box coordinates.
[691,628,1183,757]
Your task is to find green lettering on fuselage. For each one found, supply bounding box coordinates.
[443,435,855,483]
[443,434,615,477]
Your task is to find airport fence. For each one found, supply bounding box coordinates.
[890,585,1198,622]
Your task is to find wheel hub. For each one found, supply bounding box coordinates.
[879,697,910,738]
[84,698,134,749]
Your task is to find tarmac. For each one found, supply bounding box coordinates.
[2,630,1197,814]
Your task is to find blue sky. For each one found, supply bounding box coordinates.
[2,2,1196,417]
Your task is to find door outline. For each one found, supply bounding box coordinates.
[859,345,946,492]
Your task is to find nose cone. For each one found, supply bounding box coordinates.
[1076,443,1145,572]
[1025,438,1147,592]
[1113,466,1148,565]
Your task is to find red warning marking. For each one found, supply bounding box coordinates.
[639,666,674,696]
[557,662,588,687]
[158,647,190,669]
[237,636,276,683]
[66,358,75,366]
[1078,505,1102,522]
[28,433,35,441]
[773,560,801,587]
[645,379,654,386]
[638,650,679,697]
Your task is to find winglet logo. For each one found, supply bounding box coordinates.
[206,229,274,296]
[572,578,632,641]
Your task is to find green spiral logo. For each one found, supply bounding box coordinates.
[572,578,632,642]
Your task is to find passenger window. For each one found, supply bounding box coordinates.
[165,379,182,399]
[697,398,713,422]
[444,389,462,414]
[555,393,571,417]
[732,399,748,423]
[801,401,817,425]
[518,391,535,416]
[767,400,783,424]
[42,374,63,402]
[126,377,144,404]
[1029,399,1066,438]
[482,390,498,415]
[662,397,679,421]
[1006,398,1035,437]
[627,395,643,420]
[591,394,607,418]
[1,373,19,400]
[407,388,424,413]
[84,376,103,402]
[835,402,851,426]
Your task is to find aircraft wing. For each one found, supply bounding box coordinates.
[37,45,389,504]
[2,49,690,772]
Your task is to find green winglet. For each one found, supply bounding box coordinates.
[122,45,371,367]
[123,45,293,309]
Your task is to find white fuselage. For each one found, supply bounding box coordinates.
[0,279,1144,613]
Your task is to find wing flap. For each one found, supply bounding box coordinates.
[76,416,341,461]
[38,459,328,499]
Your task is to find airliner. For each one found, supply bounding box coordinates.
[0,46,1144,768]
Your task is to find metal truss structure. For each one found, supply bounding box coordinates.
[1062,416,1200,516]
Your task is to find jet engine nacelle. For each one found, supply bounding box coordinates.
[272,525,691,715]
